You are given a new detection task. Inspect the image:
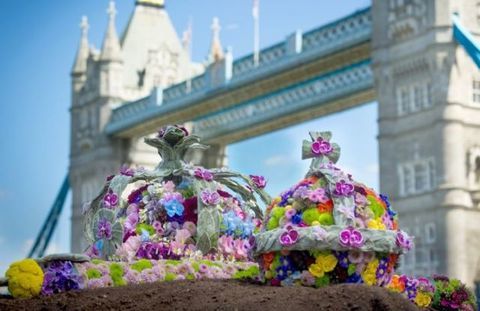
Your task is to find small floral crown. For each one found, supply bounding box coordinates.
[255,131,413,256]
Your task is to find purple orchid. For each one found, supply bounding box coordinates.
[120,164,135,177]
[396,230,413,250]
[194,167,214,181]
[311,138,333,155]
[249,175,267,189]
[96,218,112,240]
[338,226,364,248]
[200,190,221,206]
[334,180,355,197]
[103,189,119,208]
[279,225,299,246]
[308,188,328,203]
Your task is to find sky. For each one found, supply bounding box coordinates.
[0,0,374,275]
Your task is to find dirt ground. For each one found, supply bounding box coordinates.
[0,280,422,311]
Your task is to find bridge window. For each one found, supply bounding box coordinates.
[397,87,411,115]
[397,82,432,115]
[399,158,436,196]
[425,223,436,243]
[473,79,480,103]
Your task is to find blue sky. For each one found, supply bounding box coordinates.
[0,0,373,275]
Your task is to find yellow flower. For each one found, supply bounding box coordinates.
[367,218,386,230]
[5,259,44,298]
[361,259,379,286]
[414,292,432,307]
[308,254,338,277]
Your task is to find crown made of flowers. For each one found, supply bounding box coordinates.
[254,131,413,256]
[84,125,271,260]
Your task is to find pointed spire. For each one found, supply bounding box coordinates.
[208,17,224,62]
[100,1,122,62]
[72,16,90,74]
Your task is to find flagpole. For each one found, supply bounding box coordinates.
[253,0,260,67]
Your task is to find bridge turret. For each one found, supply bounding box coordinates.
[99,1,124,99]
[372,0,480,287]
[71,16,90,101]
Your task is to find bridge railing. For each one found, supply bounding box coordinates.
[193,60,373,141]
[107,7,372,136]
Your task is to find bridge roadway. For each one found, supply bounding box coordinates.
[105,7,375,144]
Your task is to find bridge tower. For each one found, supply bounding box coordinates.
[372,0,480,286]
[69,0,202,252]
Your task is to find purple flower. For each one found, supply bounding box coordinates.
[200,190,221,206]
[279,225,299,246]
[339,226,364,248]
[96,218,112,240]
[334,180,355,197]
[250,175,267,189]
[194,168,213,182]
[41,261,84,295]
[396,230,413,250]
[103,190,119,208]
[120,164,134,177]
[311,138,333,155]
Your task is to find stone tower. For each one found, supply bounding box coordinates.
[69,0,203,252]
[372,0,480,286]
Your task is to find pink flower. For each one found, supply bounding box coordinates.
[285,208,297,220]
[218,235,235,254]
[279,225,299,247]
[339,226,364,248]
[201,190,221,206]
[249,175,267,189]
[347,250,364,263]
[175,229,191,245]
[103,190,119,208]
[194,168,214,181]
[162,180,176,192]
[308,188,328,203]
[311,138,333,155]
[116,236,141,261]
[396,230,413,250]
[183,221,196,235]
[153,221,164,235]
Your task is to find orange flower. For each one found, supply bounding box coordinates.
[388,275,405,293]
[263,252,275,269]
[317,199,334,213]
[392,220,398,230]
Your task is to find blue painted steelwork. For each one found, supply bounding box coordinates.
[453,14,480,69]
[193,60,373,141]
[105,7,372,136]
[28,175,70,258]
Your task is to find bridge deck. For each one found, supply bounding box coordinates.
[106,7,373,143]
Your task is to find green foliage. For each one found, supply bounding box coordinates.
[91,259,104,265]
[302,208,321,225]
[86,268,102,280]
[367,195,385,218]
[135,224,156,236]
[347,264,356,276]
[266,217,279,230]
[271,207,285,219]
[233,265,260,280]
[318,212,334,226]
[315,275,330,288]
[165,273,176,281]
[131,259,153,272]
[109,263,126,286]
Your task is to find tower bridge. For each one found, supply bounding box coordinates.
[51,0,480,288]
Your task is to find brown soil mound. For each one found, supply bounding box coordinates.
[0,280,421,311]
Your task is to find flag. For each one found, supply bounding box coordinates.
[252,0,259,19]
